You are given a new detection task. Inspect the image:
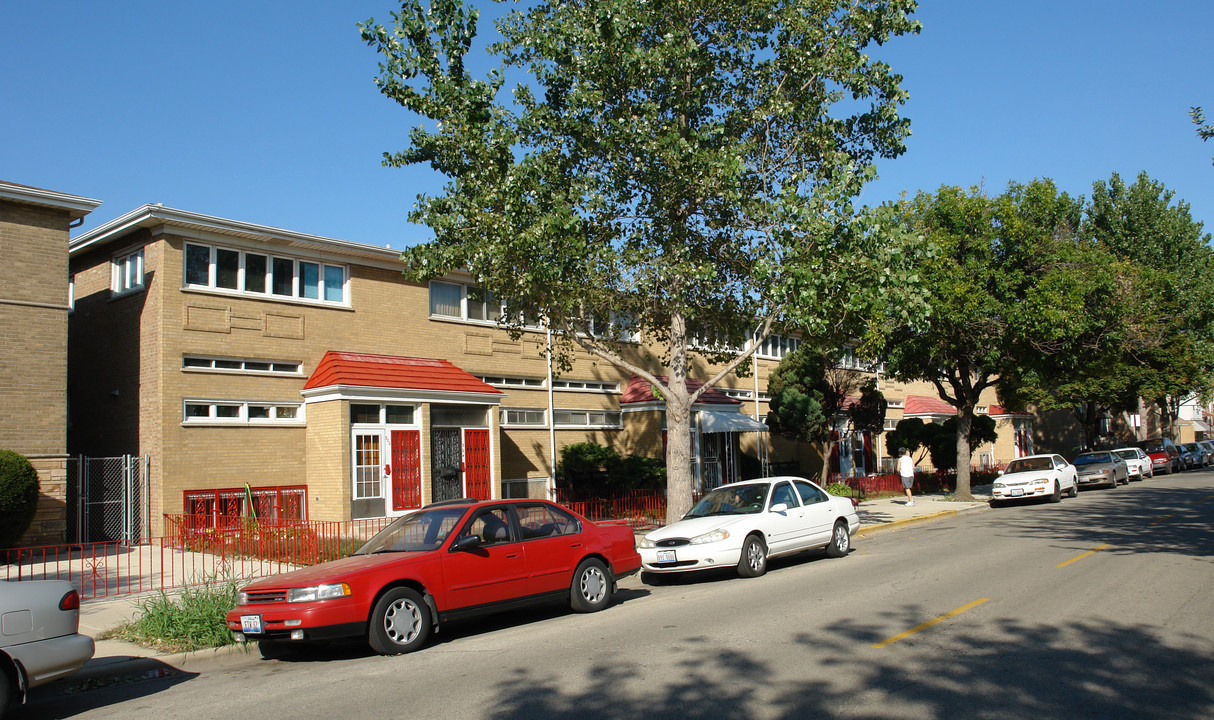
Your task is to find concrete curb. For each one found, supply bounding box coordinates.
[856,503,989,538]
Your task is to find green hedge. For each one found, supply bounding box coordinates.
[0,450,40,548]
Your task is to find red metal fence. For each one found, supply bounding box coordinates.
[2,515,394,601]
[554,488,668,531]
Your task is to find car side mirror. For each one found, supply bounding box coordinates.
[451,535,482,552]
[997,470,1004,476]
[770,503,789,514]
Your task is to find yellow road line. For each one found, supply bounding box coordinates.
[871,598,989,649]
[1149,513,1176,526]
[1056,543,1111,568]
[1194,495,1214,505]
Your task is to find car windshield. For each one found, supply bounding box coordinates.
[1114,450,1138,460]
[1138,440,1166,453]
[1183,443,1200,452]
[354,507,467,554]
[684,485,769,519]
[1073,453,1112,466]
[1005,457,1053,473]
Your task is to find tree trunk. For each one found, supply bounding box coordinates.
[954,410,974,501]
[665,312,694,524]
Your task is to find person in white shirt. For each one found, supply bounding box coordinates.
[897,448,915,507]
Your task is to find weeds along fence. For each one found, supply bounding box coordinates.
[553,488,669,531]
[2,515,393,601]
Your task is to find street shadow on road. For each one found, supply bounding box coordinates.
[22,660,197,719]
[478,611,1214,719]
[984,479,1214,559]
[640,550,836,587]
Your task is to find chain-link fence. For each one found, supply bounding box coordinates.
[65,455,149,543]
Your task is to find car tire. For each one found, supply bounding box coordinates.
[1049,481,1062,503]
[1067,480,1078,498]
[368,587,431,655]
[570,558,613,613]
[737,534,768,578]
[825,521,851,558]
[639,571,665,586]
[989,498,1003,508]
[0,667,10,718]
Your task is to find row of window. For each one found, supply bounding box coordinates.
[183,400,303,425]
[183,356,302,375]
[477,375,620,393]
[184,242,347,304]
[500,408,623,428]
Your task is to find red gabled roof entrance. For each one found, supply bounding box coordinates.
[304,351,502,396]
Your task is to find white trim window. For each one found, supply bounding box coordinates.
[755,333,800,360]
[352,433,383,500]
[183,354,302,373]
[552,379,620,393]
[430,280,503,324]
[184,242,348,305]
[112,248,145,295]
[500,408,546,427]
[479,375,545,389]
[553,409,622,429]
[183,399,305,425]
[183,356,302,375]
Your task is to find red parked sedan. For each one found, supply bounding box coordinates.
[226,498,640,655]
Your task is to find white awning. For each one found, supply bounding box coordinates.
[1192,418,1213,433]
[699,410,769,434]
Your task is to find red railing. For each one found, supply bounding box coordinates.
[2,515,394,601]
[554,488,667,531]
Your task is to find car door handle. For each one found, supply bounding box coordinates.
[506,553,521,560]
[569,542,583,549]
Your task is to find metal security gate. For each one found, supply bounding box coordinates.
[65,455,149,543]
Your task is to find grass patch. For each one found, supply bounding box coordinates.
[104,578,240,653]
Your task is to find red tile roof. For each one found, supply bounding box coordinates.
[621,375,739,405]
[304,351,502,396]
[903,395,958,417]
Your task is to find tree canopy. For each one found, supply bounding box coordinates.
[361,0,926,521]
[880,180,1087,500]
[765,347,886,481]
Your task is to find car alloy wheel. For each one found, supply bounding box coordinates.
[737,534,768,578]
[570,558,613,612]
[826,521,850,558]
[368,587,431,655]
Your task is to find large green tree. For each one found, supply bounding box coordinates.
[880,180,1088,500]
[361,0,927,521]
[1083,171,1214,438]
[765,347,886,482]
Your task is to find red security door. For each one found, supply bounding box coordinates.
[391,429,422,511]
[463,428,491,500]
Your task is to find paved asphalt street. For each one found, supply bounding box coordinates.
[23,472,1214,719]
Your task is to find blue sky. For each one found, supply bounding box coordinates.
[3,1,1210,248]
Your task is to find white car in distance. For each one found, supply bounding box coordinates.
[990,454,1079,506]
[638,477,859,580]
[1112,447,1153,481]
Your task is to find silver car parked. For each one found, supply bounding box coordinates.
[1072,451,1129,489]
[0,579,94,715]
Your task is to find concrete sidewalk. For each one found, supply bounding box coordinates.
[65,486,994,686]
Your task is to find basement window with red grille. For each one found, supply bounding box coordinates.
[183,485,306,528]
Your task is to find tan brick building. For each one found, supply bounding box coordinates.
[67,203,1028,537]
[1,181,101,545]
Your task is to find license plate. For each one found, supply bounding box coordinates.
[656,549,677,563]
[241,614,263,634]
[1009,488,1024,497]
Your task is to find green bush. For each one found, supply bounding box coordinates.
[107,578,240,653]
[825,482,855,497]
[0,450,40,548]
[557,442,665,490]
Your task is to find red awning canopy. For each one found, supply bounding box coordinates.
[304,351,503,396]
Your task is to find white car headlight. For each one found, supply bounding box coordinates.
[238,590,249,605]
[287,583,351,603]
[993,483,1005,489]
[638,537,657,549]
[689,529,731,545]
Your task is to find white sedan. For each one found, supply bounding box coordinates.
[1112,447,1153,481]
[639,477,859,580]
[990,454,1079,506]
[0,579,94,713]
